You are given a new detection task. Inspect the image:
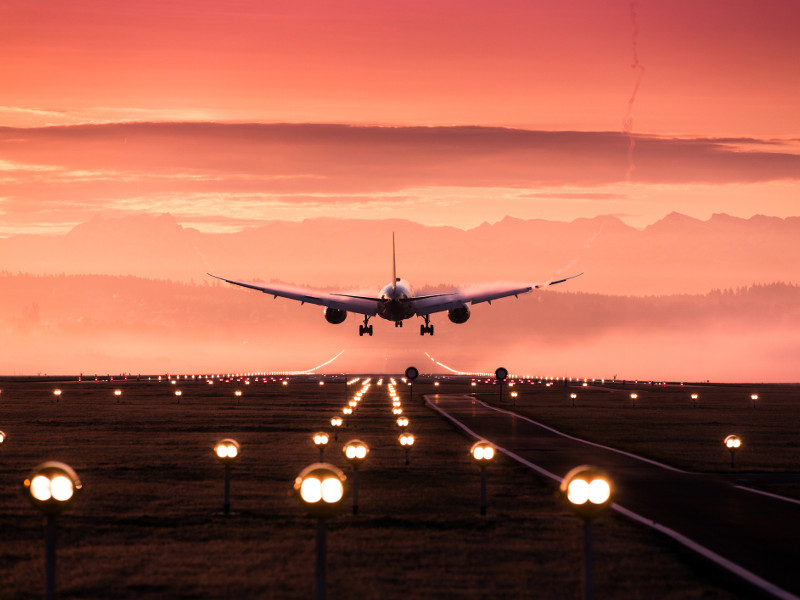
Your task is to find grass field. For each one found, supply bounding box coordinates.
[2,375,794,599]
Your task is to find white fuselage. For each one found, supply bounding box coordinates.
[377,279,415,321]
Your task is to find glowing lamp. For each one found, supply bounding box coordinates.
[293,463,348,519]
[396,417,409,429]
[399,433,415,447]
[0,430,5,446]
[213,439,240,465]
[560,465,613,521]
[471,441,496,464]
[724,434,742,450]
[343,440,369,466]
[23,462,82,517]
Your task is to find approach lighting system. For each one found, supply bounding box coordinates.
[23,462,82,517]
[560,465,613,521]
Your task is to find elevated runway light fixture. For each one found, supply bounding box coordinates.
[213,439,240,515]
[175,390,182,403]
[53,389,62,403]
[470,441,496,515]
[571,393,577,408]
[399,433,415,465]
[114,389,122,403]
[560,465,613,600]
[751,394,759,408]
[293,463,348,600]
[396,416,409,430]
[343,407,353,416]
[392,407,403,416]
[630,392,638,407]
[343,440,369,515]
[23,461,83,600]
[330,417,343,441]
[724,435,742,468]
[0,430,5,447]
[313,432,330,461]
[691,393,699,408]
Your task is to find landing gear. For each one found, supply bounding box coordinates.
[419,315,434,336]
[395,321,403,328]
[359,316,373,337]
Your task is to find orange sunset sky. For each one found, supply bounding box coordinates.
[1,0,799,236]
[1,0,799,379]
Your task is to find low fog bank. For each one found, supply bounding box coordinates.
[2,275,798,382]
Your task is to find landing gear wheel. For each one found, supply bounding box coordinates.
[359,325,374,336]
[419,324,434,336]
[395,321,403,328]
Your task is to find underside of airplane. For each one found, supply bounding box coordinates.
[208,235,581,336]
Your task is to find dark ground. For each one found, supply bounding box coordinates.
[1,375,797,599]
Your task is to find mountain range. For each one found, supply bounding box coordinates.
[1,212,798,296]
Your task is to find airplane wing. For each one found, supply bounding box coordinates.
[412,273,583,316]
[208,274,380,316]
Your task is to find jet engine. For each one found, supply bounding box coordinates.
[447,304,471,324]
[324,307,347,324]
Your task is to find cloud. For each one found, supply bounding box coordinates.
[1,122,798,233]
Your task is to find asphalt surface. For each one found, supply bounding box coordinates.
[426,394,800,600]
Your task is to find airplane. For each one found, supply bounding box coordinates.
[208,235,582,336]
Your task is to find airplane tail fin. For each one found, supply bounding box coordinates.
[392,232,397,290]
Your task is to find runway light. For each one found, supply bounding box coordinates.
[53,389,62,401]
[396,416,409,429]
[751,394,759,408]
[213,439,240,514]
[0,430,5,446]
[630,392,638,407]
[214,439,240,464]
[343,440,369,466]
[561,465,613,520]
[293,463,347,518]
[313,432,330,460]
[23,461,83,600]
[724,434,742,467]
[471,441,495,516]
[399,433,415,464]
[23,462,82,517]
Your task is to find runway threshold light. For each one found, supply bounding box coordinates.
[330,417,343,440]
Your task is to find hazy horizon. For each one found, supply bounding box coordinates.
[1,1,798,379]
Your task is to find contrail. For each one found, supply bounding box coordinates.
[623,1,646,181]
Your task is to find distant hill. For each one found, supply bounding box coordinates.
[0,212,798,295]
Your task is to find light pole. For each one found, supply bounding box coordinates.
[343,440,369,515]
[213,439,240,515]
[330,417,343,441]
[470,441,495,515]
[630,392,638,407]
[560,465,613,600]
[53,389,62,403]
[571,393,577,408]
[399,433,415,465]
[724,435,742,468]
[23,461,83,600]
[691,393,698,408]
[293,463,348,600]
[313,432,330,461]
[751,394,759,409]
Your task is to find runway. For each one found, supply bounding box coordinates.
[426,394,800,600]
